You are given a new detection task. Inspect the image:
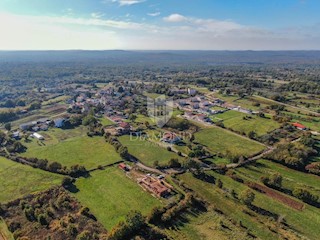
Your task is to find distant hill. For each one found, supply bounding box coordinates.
[1,50,320,65]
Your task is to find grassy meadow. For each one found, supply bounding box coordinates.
[212,110,280,136]
[73,167,162,230]
[119,135,184,166]
[195,127,265,157]
[21,128,120,169]
[0,157,62,203]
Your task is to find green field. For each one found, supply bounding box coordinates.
[98,117,115,126]
[0,157,62,203]
[195,127,265,157]
[236,159,320,196]
[22,133,120,169]
[212,110,280,136]
[73,167,162,230]
[178,171,320,240]
[119,135,184,166]
[134,114,152,124]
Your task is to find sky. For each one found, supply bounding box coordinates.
[0,0,319,50]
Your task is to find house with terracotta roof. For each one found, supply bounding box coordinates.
[292,122,308,130]
[138,175,171,198]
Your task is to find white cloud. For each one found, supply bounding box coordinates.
[0,13,121,50]
[0,12,319,50]
[91,12,105,19]
[110,0,145,6]
[163,13,187,23]
[147,12,160,17]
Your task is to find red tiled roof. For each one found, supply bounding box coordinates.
[163,132,178,140]
[119,163,126,169]
[119,122,130,128]
[292,122,307,129]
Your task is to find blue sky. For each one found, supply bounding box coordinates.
[0,0,319,50]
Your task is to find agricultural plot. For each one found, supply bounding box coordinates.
[195,127,265,157]
[42,95,70,106]
[236,159,320,196]
[21,130,120,169]
[0,157,62,203]
[119,135,184,166]
[178,172,320,240]
[73,167,162,230]
[212,110,280,136]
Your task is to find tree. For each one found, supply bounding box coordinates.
[62,177,73,188]
[37,213,48,226]
[293,187,319,204]
[29,101,41,110]
[168,158,181,168]
[4,123,11,131]
[129,114,137,122]
[77,231,91,240]
[108,211,145,240]
[240,189,255,206]
[248,131,256,139]
[216,179,223,189]
[153,160,159,168]
[269,173,282,188]
[306,162,320,175]
[48,162,62,172]
[82,115,97,126]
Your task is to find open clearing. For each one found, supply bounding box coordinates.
[119,135,184,166]
[21,133,120,169]
[0,157,62,203]
[73,167,162,230]
[212,110,280,136]
[195,127,265,157]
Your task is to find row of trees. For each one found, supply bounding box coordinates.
[105,134,129,160]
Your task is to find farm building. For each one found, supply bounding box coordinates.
[32,133,45,140]
[292,122,308,130]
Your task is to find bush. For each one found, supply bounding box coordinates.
[37,213,48,226]
[293,187,319,204]
[240,189,255,206]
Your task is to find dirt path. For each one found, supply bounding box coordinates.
[135,162,164,175]
[226,146,274,169]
